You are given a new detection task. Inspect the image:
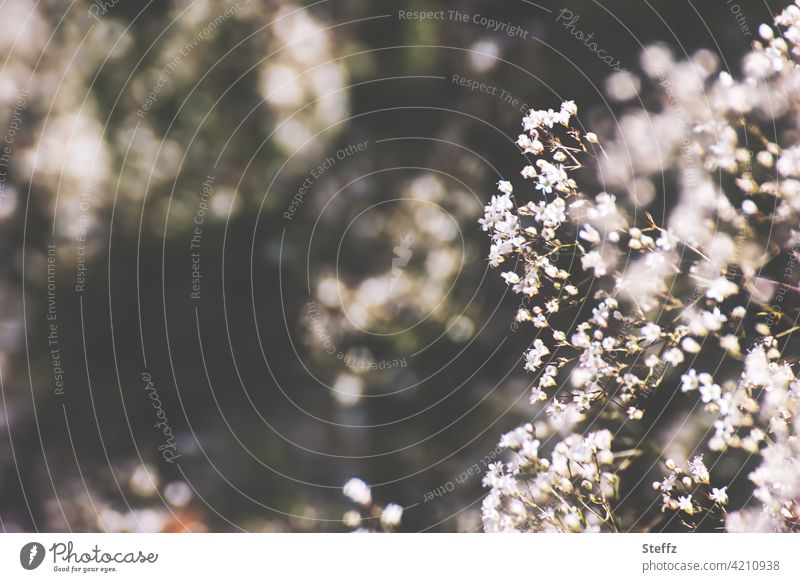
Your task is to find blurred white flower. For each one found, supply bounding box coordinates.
[343,478,371,506]
[380,504,403,529]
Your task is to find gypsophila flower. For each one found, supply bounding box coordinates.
[342,478,403,533]
[689,455,711,484]
[343,510,361,528]
[640,323,662,343]
[678,495,695,514]
[581,251,608,276]
[380,504,403,529]
[524,339,550,372]
[777,146,800,177]
[706,277,739,302]
[664,348,685,366]
[343,478,372,506]
[710,487,729,505]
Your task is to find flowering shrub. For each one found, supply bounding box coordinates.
[480,3,800,533]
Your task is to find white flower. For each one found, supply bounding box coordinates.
[743,51,773,79]
[524,339,550,372]
[534,162,569,194]
[645,354,661,368]
[381,503,403,528]
[517,134,544,154]
[743,347,772,386]
[640,323,662,343]
[497,180,513,194]
[343,478,372,506]
[702,308,727,332]
[656,230,677,251]
[720,334,740,354]
[677,495,694,514]
[627,407,644,420]
[706,277,738,302]
[658,474,676,493]
[343,510,361,528]
[681,369,700,392]
[499,424,535,449]
[530,387,547,402]
[532,314,548,328]
[689,455,710,484]
[777,146,800,177]
[681,337,701,353]
[579,223,601,244]
[531,196,567,226]
[699,376,721,403]
[479,194,514,232]
[664,347,685,366]
[710,487,729,505]
[581,251,607,276]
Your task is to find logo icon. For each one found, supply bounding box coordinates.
[20,542,45,570]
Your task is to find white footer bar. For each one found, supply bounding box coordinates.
[1,533,797,581]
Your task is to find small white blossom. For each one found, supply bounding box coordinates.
[677,495,695,514]
[664,348,685,366]
[497,180,513,194]
[381,503,403,528]
[710,487,729,505]
[640,323,662,343]
[581,251,608,276]
[706,277,738,302]
[343,478,372,506]
[524,339,550,372]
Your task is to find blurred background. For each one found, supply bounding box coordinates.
[0,0,776,532]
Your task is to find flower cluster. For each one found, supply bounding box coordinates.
[481,1,800,532]
[342,478,403,532]
[482,426,623,532]
[654,457,728,530]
